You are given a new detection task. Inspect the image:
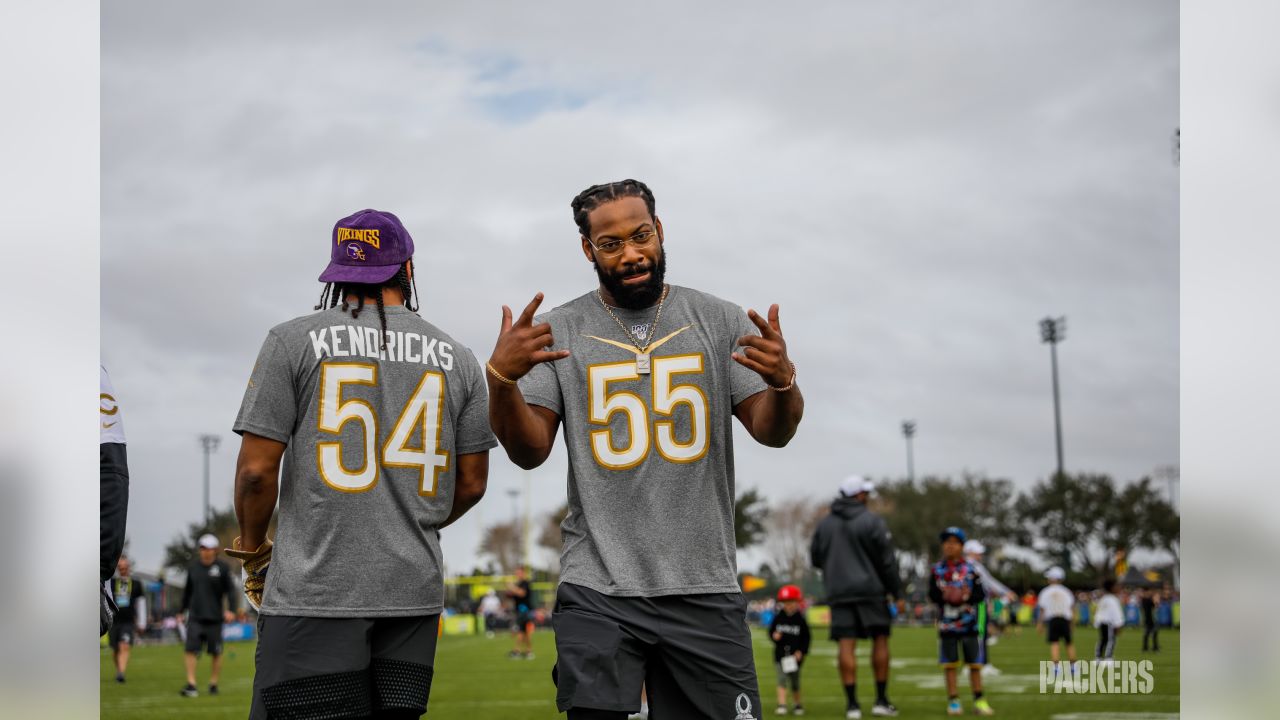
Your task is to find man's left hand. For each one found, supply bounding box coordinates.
[735,304,794,389]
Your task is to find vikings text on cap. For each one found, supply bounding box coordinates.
[336,227,381,249]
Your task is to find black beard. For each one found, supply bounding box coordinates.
[595,249,667,310]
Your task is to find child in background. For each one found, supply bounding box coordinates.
[930,527,993,716]
[770,584,812,716]
[1093,578,1124,664]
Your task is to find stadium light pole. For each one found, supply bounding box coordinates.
[198,434,221,527]
[901,420,916,482]
[505,488,520,572]
[1039,317,1067,480]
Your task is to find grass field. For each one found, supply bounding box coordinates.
[101,624,1178,719]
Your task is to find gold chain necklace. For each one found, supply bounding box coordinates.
[596,284,669,374]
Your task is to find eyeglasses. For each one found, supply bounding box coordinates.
[588,230,658,257]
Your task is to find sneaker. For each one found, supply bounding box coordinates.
[508,650,522,659]
[524,651,536,660]
[775,707,788,716]
[846,707,863,719]
[793,706,805,716]
[180,684,199,698]
[973,698,995,716]
[209,684,219,696]
[986,636,999,646]
[872,701,898,716]
[115,673,125,684]
[946,699,963,716]
[981,665,1002,677]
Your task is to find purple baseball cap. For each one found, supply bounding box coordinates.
[319,209,415,284]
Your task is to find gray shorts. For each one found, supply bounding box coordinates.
[774,660,802,690]
[250,614,439,720]
[552,582,762,718]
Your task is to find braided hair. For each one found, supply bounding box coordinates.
[570,179,656,238]
[313,262,418,350]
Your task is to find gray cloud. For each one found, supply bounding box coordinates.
[103,1,1177,575]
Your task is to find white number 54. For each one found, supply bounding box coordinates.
[316,363,451,494]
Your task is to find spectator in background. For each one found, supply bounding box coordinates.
[770,584,812,716]
[1093,579,1124,664]
[507,566,534,660]
[1037,566,1077,674]
[930,528,992,717]
[180,534,238,698]
[811,476,902,718]
[1141,588,1161,652]
[479,589,503,638]
[107,555,146,683]
[962,540,1014,677]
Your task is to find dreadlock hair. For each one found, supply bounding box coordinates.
[313,262,417,350]
[570,179,656,238]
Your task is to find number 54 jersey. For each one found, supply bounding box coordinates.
[234,304,496,617]
[520,285,768,598]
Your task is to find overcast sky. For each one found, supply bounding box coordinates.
[101,1,1178,577]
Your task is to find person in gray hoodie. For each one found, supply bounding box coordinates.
[810,476,902,719]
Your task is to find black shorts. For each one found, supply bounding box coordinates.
[516,608,532,629]
[1046,617,1072,643]
[938,634,985,667]
[552,582,761,718]
[250,614,440,720]
[184,619,223,656]
[830,601,891,640]
[108,622,135,648]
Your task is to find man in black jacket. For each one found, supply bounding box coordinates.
[180,534,238,698]
[811,476,901,719]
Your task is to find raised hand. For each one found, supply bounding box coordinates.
[488,292,571,383]
[734,303,794,389]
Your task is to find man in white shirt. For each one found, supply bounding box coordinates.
[1093,579,1124,663]
[1036,567,1077,669]
[963,540,1015,677]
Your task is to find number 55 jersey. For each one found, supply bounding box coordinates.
[234,304,496,617]
[519,285,768,597]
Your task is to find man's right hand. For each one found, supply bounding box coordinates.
[487,293,570,384]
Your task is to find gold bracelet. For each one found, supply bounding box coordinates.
[486,362,517,386]
[769,362,797,392]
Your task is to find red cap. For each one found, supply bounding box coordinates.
[777,584,802,602]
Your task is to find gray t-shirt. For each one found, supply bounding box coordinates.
[234,304,496,617]
[520,285,768,597]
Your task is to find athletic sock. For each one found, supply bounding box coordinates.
[844,683,858,708]
[875,681,888,704]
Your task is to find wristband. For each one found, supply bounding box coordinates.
[486,362,517,385]
[770,362,797,392]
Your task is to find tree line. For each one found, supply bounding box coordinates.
[476,471,1179,589]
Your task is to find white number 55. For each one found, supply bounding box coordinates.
[588,354,708,469]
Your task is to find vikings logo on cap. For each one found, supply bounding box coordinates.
[319,209,416,285]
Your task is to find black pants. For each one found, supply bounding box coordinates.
[1142,622,1159,651]
[1095,624,1118,660]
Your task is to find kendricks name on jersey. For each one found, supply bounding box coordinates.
[308,324,455,370]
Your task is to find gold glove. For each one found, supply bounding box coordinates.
[225,537,272,611]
